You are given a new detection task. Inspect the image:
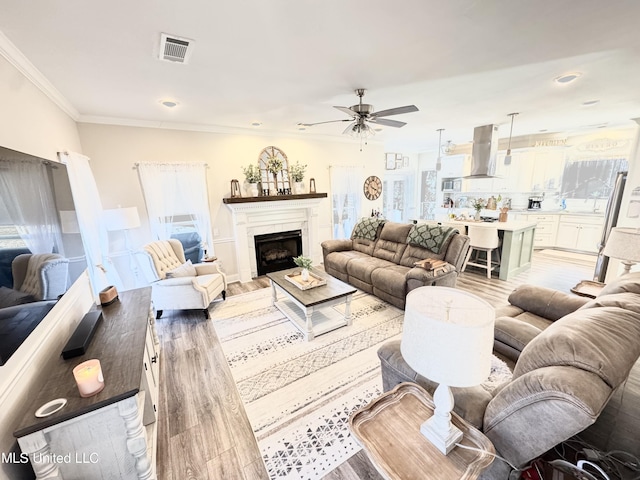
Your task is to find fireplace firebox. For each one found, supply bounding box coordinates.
[254,230,303,276]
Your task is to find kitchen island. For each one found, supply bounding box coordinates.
[442,219,537,280]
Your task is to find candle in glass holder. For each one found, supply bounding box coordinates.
[72,359,105,397]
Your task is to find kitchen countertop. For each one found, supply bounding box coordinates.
[443,219,537,232]
[508,209,605,216]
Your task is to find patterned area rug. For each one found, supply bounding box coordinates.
[211,287,512,480]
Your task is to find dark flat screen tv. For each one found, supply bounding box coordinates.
[0,146,86,365]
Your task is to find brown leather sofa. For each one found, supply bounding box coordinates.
[321,220,470,309]
[377,272,640,479]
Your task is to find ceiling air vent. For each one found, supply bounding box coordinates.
[159,33,194,64]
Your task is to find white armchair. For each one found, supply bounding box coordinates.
[135,239,226,319]
[12,253,69,301]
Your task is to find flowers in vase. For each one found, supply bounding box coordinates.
[472,198,486,213]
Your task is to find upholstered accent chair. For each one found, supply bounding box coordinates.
[135,239,226,319]
[11,253,69,301]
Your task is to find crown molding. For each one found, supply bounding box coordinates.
[77,114,384,146]
[0,30,79,120]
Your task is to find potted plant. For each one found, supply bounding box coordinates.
[472,198,486,221]
[289,161,308,194]
[293,255,313,281]
[242,164,261,197]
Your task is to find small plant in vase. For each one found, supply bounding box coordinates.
[242,164,261,197]
[289,161,307,194]
[293,255,313,281]
[472,198,486,221]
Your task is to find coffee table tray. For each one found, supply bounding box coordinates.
[284,270,327,290]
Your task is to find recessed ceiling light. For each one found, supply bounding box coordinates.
[582,100,600,106]
[539,129,548,133]
[374,128,383,132]
[554,73,582,84]
[160,99,179,108]
[298,126,307,131]
[251,121,262,127]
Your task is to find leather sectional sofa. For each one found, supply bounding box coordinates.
[321,219,470,309]
[377,272,640,479]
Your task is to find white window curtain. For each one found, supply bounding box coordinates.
[58,151,123,295]
[136,162,213,254]
[330,166,363,239]
[0,158,64,254]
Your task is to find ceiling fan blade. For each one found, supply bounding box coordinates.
[298,119,352,127]
[369,118,407,128]
[333,106,357,117]
[371,105,419,118]
[342,121,356,135]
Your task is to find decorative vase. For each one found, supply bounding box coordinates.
[294,181,305,195]
[474,210,481,221]
[272,173,279,193]
[301,268,310,282]
[248,183,259,197]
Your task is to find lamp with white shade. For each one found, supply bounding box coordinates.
[603,227,640,275]
[401,286,495,455]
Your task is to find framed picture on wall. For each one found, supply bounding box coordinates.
[403,156,409,168]
[395,153,403,169]
[385,153,396,170]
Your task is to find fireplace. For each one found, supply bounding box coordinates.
[254,230,302,276]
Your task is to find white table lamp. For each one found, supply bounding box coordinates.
[401,286,494,455]
[603,227,640,275]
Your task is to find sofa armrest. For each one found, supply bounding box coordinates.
[406,265,457,291]
[493,316,543,362]
[321,239,353,256]
[507,284,590,321]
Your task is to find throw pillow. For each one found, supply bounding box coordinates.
[351,218,385,241]
[166,260,197,278]
[406,224,458,254]
[0,286,36,308]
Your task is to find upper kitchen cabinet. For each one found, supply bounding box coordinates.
[439,154,465,178]
[530,149,565,191]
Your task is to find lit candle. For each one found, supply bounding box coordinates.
[72,359,105,398]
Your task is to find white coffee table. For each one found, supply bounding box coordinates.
[266,268,357,341]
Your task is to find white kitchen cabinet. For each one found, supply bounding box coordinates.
[556,215,604,253]
[439,154,465,178]
[520,213,559,247]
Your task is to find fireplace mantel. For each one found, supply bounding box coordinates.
[225,195,328,282]
[222,193,327,204]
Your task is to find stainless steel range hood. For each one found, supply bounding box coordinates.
[465,124,499,178]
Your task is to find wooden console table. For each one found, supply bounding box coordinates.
[350,382,495,480]
[14,287,160,480]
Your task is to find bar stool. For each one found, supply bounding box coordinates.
[463,225,501,279]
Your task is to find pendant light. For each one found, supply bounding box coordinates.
[436,128,444,171]
[504,113,518,165]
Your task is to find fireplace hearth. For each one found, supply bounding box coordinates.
[254,230,302,276]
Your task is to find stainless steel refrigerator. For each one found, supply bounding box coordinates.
[593,171,628,282]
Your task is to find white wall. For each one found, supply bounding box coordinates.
[0,54,90,479]
[77,123,385,284]
[0,55,81,160]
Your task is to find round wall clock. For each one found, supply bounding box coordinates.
[363,175,382,200]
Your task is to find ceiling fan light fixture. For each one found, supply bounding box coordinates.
[160,99,179,108]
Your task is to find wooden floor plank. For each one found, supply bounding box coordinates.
[156,249,596,479]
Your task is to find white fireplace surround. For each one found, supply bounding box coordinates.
[226,198,325,283]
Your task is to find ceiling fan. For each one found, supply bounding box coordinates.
[299,88,419,137]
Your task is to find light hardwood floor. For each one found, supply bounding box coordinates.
[156,250,596,480]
